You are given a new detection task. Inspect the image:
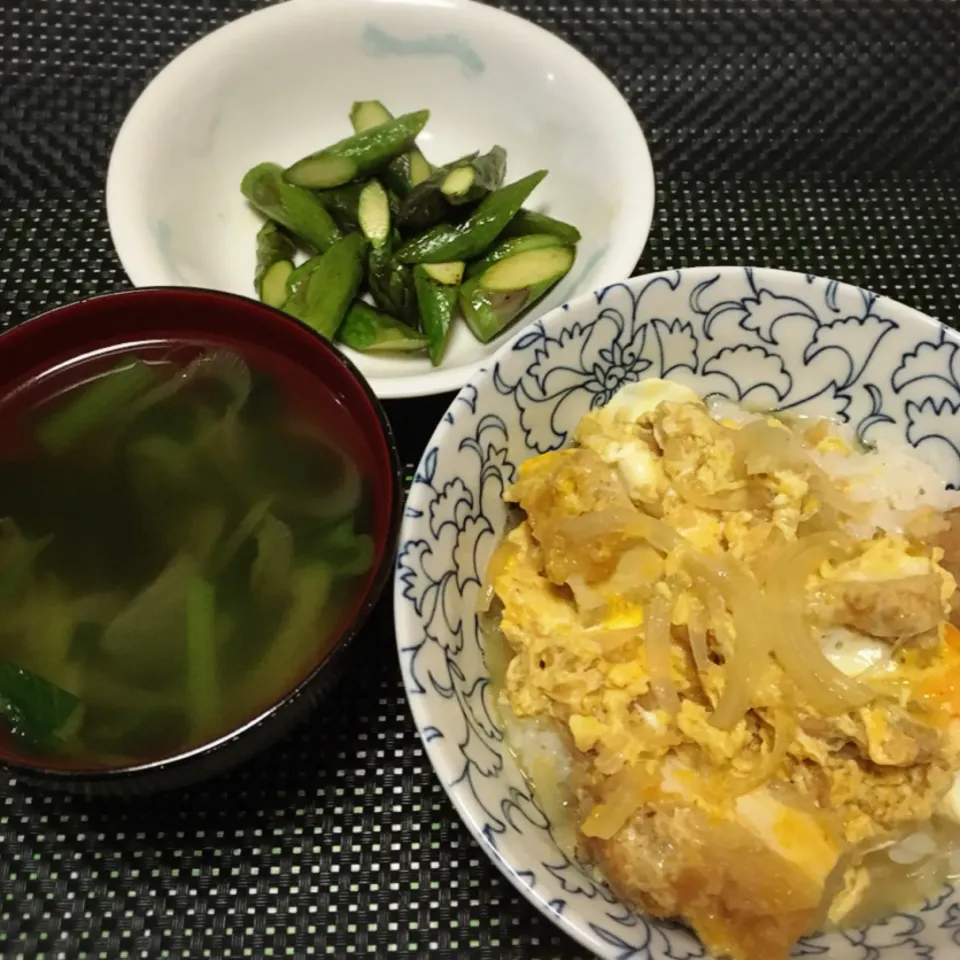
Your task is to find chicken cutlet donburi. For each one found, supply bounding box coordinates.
[480,379,960,960]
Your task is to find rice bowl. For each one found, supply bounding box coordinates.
[395,267,960,959]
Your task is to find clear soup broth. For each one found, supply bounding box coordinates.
[0,339,377,767]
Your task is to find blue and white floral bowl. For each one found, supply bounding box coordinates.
[394,267,960,959]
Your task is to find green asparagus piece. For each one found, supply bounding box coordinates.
[396,170,547,264]
[241,162,342,252]
[413,265,459,366]
[349,100,432,196]
[396,188,451,235]
[338,302,429,354]
[421,261,465,285]
[36,358,158,454]
[255,221,297,308]
[501,208,582,245]
[255,221,296,282]
[285,110,430,189]
[396,151,481,232]
[409,151,432,187]
[259,261,294,310]
[358,180,392,247]
[281,233,367,339]
[367,232,417,325]
[459,281,531,344]
[315,183,365,233]
[439,146,507,206]
[478,245,575,292]
[349,100,394,134]
[408,150,432,187]
[460,246,573,343]
[466,234,564,279]
[285,255,322,300]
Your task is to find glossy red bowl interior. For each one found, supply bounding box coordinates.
[0,288,402,794]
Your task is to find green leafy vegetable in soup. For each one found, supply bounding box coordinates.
[0,345,376,765]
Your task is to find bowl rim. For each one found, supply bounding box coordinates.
[104,0,656,401]
[393,265,953,958]
[0,286,404,786]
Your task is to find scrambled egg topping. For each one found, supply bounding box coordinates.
[487,381,960,960]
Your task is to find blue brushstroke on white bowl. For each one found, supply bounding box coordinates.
[149,217,188,285]
[362,23,485,76]
[394,266,960,959]
[149,217,173,262]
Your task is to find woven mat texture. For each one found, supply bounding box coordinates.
[2,0,960,957]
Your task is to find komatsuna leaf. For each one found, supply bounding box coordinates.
[0,660,80,746]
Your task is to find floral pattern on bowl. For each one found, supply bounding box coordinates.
[394,267,960,959]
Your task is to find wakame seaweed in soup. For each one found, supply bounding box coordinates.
[0,341,375,766]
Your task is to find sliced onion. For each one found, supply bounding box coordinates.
[732,419,866,521]
[478,540,517,613]
[543,508,681,594]
[251,512,295,603]
[541,510,635,582]
[282,450,362,521]
[0,517,51,580]
[628,512,687,554]
[645,594,680,716]
[581,764,656,840]
[210,498,274,571]
[189,349,252,412]
[682,550,773,729]
[564,572,610,619]
[98,556,198,681]
[507,464,877,731]
[686,602,711,677]
[672,473,766,512]
[546,507,638,543]
[757,529,850,587]
[547,508,686,559]
[734,419,794,474]
[765,533,876,714]
[70,591,126,624]
[132,349,252,417]
[728,709,796,796]
[581,626,642,658]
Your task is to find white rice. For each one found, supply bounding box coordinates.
[888,830,939,865]
[813,436,960,536]
[499,705,579,857]
[706,397,960,536]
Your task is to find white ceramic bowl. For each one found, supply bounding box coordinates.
[106,0,654,399]
[395,266,960,958]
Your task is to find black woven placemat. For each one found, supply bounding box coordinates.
[2,1,960,957]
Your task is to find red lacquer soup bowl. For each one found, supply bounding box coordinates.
[0,288,402,795]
